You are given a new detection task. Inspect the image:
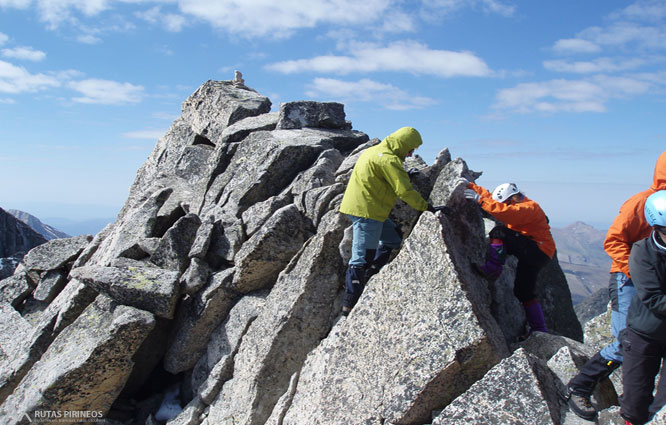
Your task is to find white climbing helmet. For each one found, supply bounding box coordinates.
[492,183,520,203]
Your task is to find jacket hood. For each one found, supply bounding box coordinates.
[653,151,666,191]
[383,127,423,160]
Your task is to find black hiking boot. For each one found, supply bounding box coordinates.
[566,387,596,420]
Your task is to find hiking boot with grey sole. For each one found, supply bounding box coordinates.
[567,389,596,420]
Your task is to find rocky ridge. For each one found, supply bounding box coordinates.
[0,79,656,425]
[0,207,48,280]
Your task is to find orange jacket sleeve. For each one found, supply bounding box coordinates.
[604,151,666,276]
[468,182,538,225]
[468,182,556,258]
[604,189,654,277]
[468,182,492,200]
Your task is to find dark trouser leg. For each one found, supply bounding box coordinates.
[366,219,402,281]
[522,298,548,333]
[513,259,543,303]
[620,328,665,425]
[493,226,551,334]
[649,362,666,421]
[343,215,384,314]
[567,276,626,420]
[514,249,549,333]
[568,352,621,396]
[366,245,390,281]
[343,265,366,311]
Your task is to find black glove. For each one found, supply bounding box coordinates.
[407,167,421,177]
[427,204,452,215]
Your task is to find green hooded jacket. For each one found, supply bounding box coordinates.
[339,127,428,222]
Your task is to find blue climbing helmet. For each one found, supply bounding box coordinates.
[645,190,666,228]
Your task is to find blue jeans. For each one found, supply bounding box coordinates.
[347,215,402,267]
[600,272,636,362]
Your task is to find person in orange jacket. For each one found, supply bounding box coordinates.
[566,151,666,421]
[464,181,555,335]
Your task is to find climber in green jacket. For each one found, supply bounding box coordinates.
[339,126,434,315]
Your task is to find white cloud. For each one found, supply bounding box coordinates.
[553,1,666,55]
[552,38,601,54]
[420,0,515,19]
[136,5,186,32]
[68,78,145,104]
[162,12,185,31]
[0,0,31,7]
[267,40,491,77]
[614,0,666,22]
[2,0,515,41]
[378,11,416,33]
[0,60,61,93]
[580,22,666,50]
[543,57,649,74]
[135,5,160,22]
[493,76,652,114]
[77,33,102,44]
[0,33,8,45]
[0,97,16,104]
[178,0,393,38]
[1,46,46,61]
[306,77,437,110]
[34,0,110,27]
[480,0,515,17]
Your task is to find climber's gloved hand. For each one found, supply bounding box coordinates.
[464,189,480,202]
[407,167,421,177]
[427,204,453,216]
[438,205,453,216]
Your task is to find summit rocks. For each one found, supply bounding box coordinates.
[0,79,634,425]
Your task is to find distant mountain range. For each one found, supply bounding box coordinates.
[38,217,114,237]
[7,209,71,240]
[0,208,48,279]
[551,221,610,312]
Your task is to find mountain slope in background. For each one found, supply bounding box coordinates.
[42,217,114,237]
[551,221,610,305]
[8,209,71,240]
[0,207,48,279]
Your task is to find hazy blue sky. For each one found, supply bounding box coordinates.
[1,0,665,231]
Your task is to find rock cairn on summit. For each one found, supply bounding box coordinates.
[3,79,647,425]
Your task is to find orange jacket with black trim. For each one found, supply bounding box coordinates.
[467,182,556,259]
[604,151,666,278]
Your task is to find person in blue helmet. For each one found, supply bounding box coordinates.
[620,190,666,425]
[566,151,666,420]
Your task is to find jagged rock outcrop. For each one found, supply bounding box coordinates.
[270,212,508,425]
[0,79,636,425]
[0,296,155,423]
[433,348,562,424]
[0,208,47,259]
[0,207,47,280]
[575,286,610,325]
